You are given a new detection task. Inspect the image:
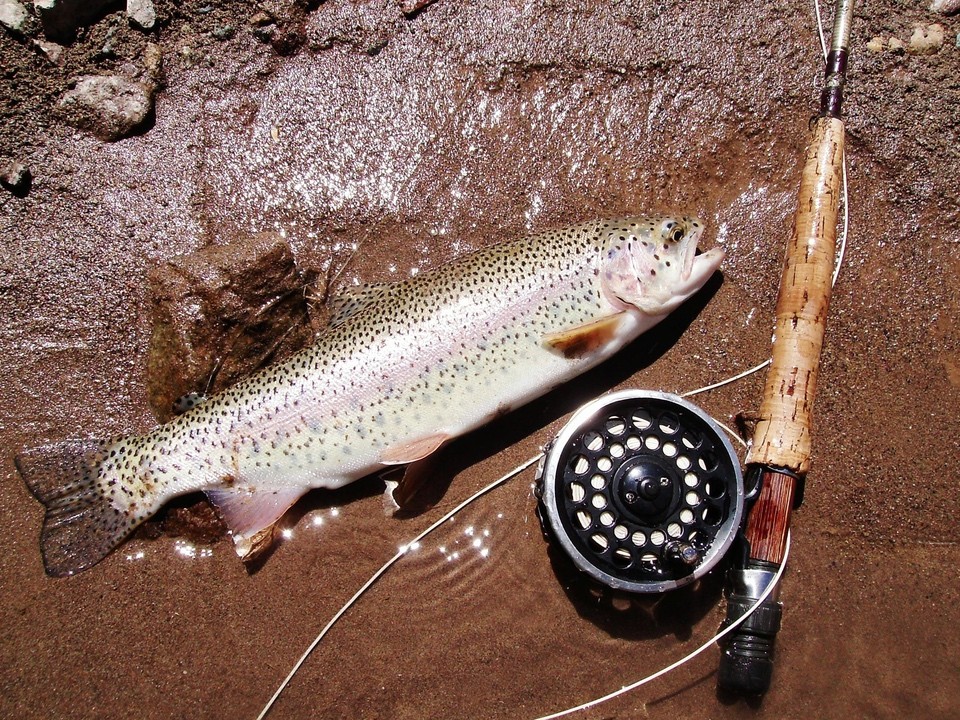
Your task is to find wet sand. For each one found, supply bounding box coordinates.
[1,1,959,718]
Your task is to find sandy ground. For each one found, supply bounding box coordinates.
[2,1,959,718]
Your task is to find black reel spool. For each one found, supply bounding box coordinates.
[536,390,744,593]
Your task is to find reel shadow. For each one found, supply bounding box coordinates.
[543,538,729,642]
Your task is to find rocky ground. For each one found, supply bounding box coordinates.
[1,1,959,719]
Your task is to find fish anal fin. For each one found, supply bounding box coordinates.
[330,282,392,327]
[15,439,139,577]
[380,432,449,465]
[204,485,305,561]
[543,312,629,359]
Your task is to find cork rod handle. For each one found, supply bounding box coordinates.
[746,116,844,475]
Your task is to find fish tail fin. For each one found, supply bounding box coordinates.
[16,439,138,577]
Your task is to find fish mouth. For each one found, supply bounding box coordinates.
[679,219,724,294]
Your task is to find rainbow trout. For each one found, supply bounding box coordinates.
[17,216,723,576]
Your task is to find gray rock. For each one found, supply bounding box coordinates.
[55,75,155,141]
[0,0,29,35]
[34,0,115,43]
[32,37,65,64]
[1,160,32,195]
[126,0,155,31]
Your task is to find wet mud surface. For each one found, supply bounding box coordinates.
[2,1,959,718]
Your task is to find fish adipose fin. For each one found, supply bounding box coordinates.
[542,312,629,359]
[205,486,305,561]
[16,440,135,577]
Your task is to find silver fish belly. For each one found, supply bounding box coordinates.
[16,216,723,576]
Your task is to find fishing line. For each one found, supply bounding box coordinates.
[680,359,772,399]
[255,453,543,720]
[530,532,791,720]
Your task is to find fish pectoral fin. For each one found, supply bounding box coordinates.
[329,282,392,327]
[542,312,629,359]
[205,486,306,562]
[380,432,450,465]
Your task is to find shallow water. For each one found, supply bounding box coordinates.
[2,1,960,719]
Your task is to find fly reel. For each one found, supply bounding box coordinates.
[536,390,744,593]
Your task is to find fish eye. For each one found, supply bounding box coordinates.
[671,227,685,243]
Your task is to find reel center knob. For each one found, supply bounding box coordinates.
[617,459,677,523]
[639,475,664,500]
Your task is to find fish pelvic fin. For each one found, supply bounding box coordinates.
[382,453,440,516]
[16,439,142,577]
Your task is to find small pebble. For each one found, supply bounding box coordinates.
[398,0,437,14]
[143,41,163,83]
[179,45,196,66]
[55,75,155,141]
[249,11,273,27]
[929,0,960,14]
[33,38,65,64]
[100,25,117,58]
[252,24,275,42]
[866,36,885,53]
[1,161,32,195]
[0,0,29,35]
[212,25,236,41]
[908,23,945,55]
[127,0,156,31]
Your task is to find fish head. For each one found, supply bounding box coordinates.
[600,216,724,317]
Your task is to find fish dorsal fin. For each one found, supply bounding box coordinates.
[205,485,306,561]
[329,282,393,327]
[542,312,629,359]
[380,432,449,465]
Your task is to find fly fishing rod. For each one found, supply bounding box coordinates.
[716,0,855,694]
